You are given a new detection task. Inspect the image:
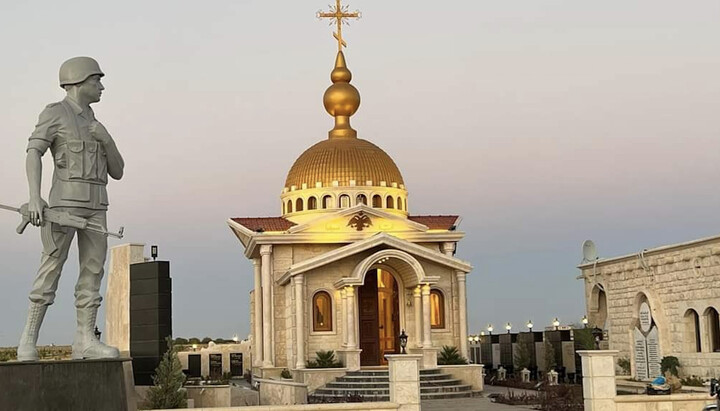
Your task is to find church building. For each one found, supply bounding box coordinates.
[227,27,473,374]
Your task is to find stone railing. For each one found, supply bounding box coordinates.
[578,350,716,411]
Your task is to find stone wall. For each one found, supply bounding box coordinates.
[580,236,720,378]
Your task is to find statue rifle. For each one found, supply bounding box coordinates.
[0,203,124,239]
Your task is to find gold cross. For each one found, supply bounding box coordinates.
[317,0,361,51]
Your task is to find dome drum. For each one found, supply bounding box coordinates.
[281,186,408,220]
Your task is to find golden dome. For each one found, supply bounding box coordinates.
[284,137,404,189]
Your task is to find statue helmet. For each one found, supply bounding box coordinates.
[59,57,104,88]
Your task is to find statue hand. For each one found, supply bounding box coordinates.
[89,121,111,144]
[28,197,48,226]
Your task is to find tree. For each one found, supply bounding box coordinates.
[513,341,533,370]
[173,337,189,345]
[437,345,468,365]
[146,338,187,409]
[201,337,212,344]
[543,342,557,372]
[573,328,595,350]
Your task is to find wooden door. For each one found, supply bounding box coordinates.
[359,270,380,366]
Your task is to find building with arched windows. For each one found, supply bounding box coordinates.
[578,235,720,379]
[227,48,472,376]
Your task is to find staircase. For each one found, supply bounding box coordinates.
[309,369,476,402]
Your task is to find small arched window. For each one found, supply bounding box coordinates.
[372,195,382,208]
[313,291,333,332]
[339,195,350,208]
[322,195,333,209]
[287,200,293,213]
[356,194,367,205]
[308,196,317,210]
[705,307,720,352]
[430,289,445,329]
[386,196,394,209]
[296,198,304,212]
[684,309,701,353]
[282,202,286,214]
[397,197,403,210]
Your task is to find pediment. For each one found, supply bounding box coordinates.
[287,205,428,235]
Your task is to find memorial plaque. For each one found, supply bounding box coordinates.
[230,353,243,377]
[647,326,661,377]
[188,354,201,378]
[633,328,648,380]
[492,344,501,368]
[639,302,652,333]
[209,353,223,379]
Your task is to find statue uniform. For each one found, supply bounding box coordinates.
[26,96,110,309]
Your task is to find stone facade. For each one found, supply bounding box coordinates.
[579,235,720,378]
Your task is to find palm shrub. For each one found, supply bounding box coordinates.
[146,337,188,409]
[437,345,468,365]
[307,350,344,368]
[573,328,596,350]
[661,356,680,377]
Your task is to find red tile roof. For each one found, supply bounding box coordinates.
[408,215,460,230]
[231,217,296,232]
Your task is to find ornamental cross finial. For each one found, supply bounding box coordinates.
[317,0,361,51]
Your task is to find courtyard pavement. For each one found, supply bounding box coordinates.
[421,386,538,410]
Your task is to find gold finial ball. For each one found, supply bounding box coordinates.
[331,66,352,83]
[323,83,361,117]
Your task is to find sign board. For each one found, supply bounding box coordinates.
[639,302,652,333]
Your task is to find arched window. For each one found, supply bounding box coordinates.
[705,307,720,352]
[684,309,701,353]
[282,202,286,214]
[287,200,293,213]
[397,197,403,210]
[296,198,304,212]
[372,195,382,208]
[339,195,350,208]
[356,194,367,205]
[322,195,333,209]
[308,196,317,210]
[386,196,394,209]
[313,291,333,332]
[430,289,445,329]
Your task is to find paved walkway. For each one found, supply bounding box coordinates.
[421,386,539,411]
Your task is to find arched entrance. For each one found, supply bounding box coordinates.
[358,268,400,366]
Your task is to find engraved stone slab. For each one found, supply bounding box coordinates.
[647,326,661,377]
[633,327,648,380]
[639,302,652,333]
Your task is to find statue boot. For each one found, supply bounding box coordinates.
[71,307,119,359]
[17,302,48,361]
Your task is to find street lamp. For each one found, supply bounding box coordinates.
[582,315,589,328]
[473,335,480,343]
[192,343,198,351]
[399,330,408,354]
[505,322,512,333]
[591,327,603,350]
[487,324,494,335]
[553,318,560,331]
[151,245,158,261]
[526,320,534,332]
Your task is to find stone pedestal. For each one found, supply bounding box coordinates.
[497,366,507,381]
[106,243,146,355]
[0,358,136,411]
[547,369,559,385]
[386,354,421,411]
[407,347,437,370]
[337,348,362,371]
[578,350,619,411]
[521,368,531,383]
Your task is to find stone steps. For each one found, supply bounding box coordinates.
[307,368,475,403]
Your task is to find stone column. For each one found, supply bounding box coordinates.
[260,245,273,367]
[294,274,306,369]
[457,272,468,359]
[346,286,357,348]
[253,258,263,367]
[413,286,423,348]
[422,284,432,347]
[386,354,422,411]
[341,288,348,347]
[578,350,618,411]
[105,243,146,356]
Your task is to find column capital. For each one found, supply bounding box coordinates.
[340,288,347,298]
[413,286,422,297]
[252,258,261,267]
[421,283,431,295]
[456,271,466,282]
[259,244,273,255]
[441,242,456,255]
[293,273,305,285]
[345,286,355,297]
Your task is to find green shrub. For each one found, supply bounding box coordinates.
[661,356,680,377]
[617,357,631,375]
[146,338,188,409]
[437,345,468,365]
[680,375,705,387]
[307,350,344,368]
[281,369,292,379]
[573,328,596,350]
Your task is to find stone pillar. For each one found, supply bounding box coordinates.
[457,272,468,358]
[105,243,146,355]
[386,354,422,411]
[341,288,348,347]
[413,286,423,348]
[421,284,432,347]
[260,245,273,367]
[294,274,306,369]
[346,286,357,348]
[578,350,618,411]
[253,258,263,367]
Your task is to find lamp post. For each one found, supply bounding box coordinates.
[399,329,408,354]
[526,320,533,333]
[505,322,512,334]
[487,324,493,336]
[582,315,589,328]
[552,318,560,331]
[151,245,158,261]
[591,327,603,350]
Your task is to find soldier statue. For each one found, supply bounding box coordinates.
[17,57,125,361]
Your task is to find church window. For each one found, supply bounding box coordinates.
[397,197,403,210]
[322,195,333,209]
[339,195,350,208]
[283,202,286,214]
[372,195,382,208]
[684,309,701,353]
[386,196,394,209]
[313,291,333,332]
[296,198,304,212]
[287,200,293,213]
[356,194,367,205]
[308,196,317,210]
[430,289,445,329]
[704,307,720,352]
